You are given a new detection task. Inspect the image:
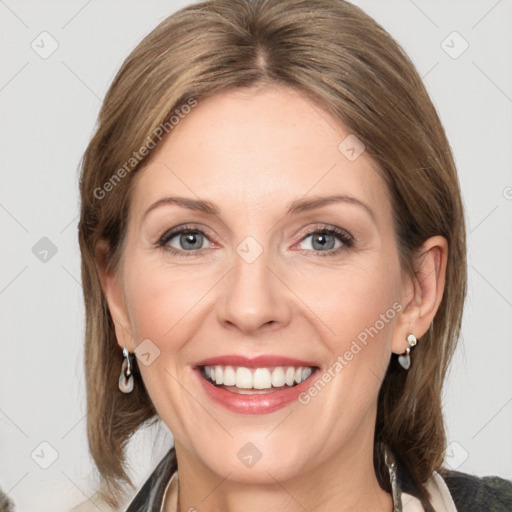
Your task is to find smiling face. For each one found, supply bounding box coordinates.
[102,85,413,487]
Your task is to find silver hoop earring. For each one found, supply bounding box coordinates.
[119,346,134,393]
[398,333,417,371]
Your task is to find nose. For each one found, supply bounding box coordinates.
[217,245,292,335]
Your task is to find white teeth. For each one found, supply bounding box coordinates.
[285,367,295,386]
[271,367,286,387]
[223,365,236,386]
[215,366,223,385]
[202,365,315,390]
[235,367,253,389]
[301,367,312,381]
[253,368,271,389]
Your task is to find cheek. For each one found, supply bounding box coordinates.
[291,257,401,352]
[289,262,401,445]
[289,256,401,423]
[124,258,214,348]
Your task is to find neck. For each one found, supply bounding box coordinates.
[170,437,393,512]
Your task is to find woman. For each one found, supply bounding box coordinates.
[77,0,512,511]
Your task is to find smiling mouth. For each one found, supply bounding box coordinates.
[199,364,318,394]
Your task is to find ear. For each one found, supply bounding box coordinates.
[392,236,448,355]
[95,239,135,351]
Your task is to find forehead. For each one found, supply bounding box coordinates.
[130,86,391,221]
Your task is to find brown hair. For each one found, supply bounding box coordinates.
[78,0,466,508]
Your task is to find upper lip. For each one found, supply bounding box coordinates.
[194,354,319,369]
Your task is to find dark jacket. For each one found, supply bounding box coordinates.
[125,447,512,511]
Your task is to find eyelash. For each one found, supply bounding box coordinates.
[157,224,354,258]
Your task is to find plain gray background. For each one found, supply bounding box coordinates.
[1,1,511,511]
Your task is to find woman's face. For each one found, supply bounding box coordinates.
[108,86,412,483]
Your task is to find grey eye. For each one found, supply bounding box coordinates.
[299,232,341,252]
[168,231,207,251]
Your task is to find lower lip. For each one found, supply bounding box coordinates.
[195,368,319,414]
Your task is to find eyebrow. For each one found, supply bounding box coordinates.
[286,194,376,222]
[143,194,376,223]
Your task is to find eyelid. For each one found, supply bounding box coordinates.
[296,225,353,243]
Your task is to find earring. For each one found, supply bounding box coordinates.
[118,346,134,393]
[398,333,417,371]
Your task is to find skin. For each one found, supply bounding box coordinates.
[97,85,447,512]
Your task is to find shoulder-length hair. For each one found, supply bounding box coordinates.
[78,0,466,508]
